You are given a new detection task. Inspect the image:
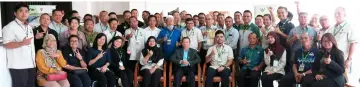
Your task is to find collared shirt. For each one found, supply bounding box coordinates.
[207,44,234,69]
[181,49,189,67]
[157,27,182,59]
[200,25,218,49]
[326,21,358,59]
[276,19,295,48]
[223,27,239,49]
[287,25,317,51]
[2,18,36,69]
[294,47,317,73]
[59,30,87,49]
[125,28,146,60]
[216,24,226,30]
[238,45,264,71]
[49,21,68,35]
[83,30,98,47]
[103,29,123,44]
[181,27,204,50]
[94,22,109,33]
[238,23,255,49]
[264,50,287,75]
[144,27,162,39]
[233,24,242,30]
[261,26,275,48]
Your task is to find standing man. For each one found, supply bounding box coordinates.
[200,14,218,66]
[179,10,188,28]
[131,9,145,27]
[49,9,68,35]
[198,13,206,27]
[2,3,36,87]
[103,18,123,44]
[238,10,261,49]
[223,16,239,54]
[181,18,204,52]
[233,11,244,30]
[216,14,225,30]
[125,16,146,72]
[118,10,131,34]
[33,13,59,52]
[108,12,118,19]
[94,10,110,33]
[317,15,330,43]
[326,7,359,86]
[142,11,151,27]
[83,19,98,47]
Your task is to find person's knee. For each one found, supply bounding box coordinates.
[44,81,61,87]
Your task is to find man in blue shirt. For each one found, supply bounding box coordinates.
[157,16,182,60]
[236,33,264,87]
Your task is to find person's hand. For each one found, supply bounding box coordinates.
[267,49,274,56]
[127,31,134,38]
[317,32,321,41]
[203,31,208,36]
[242,58,248,64]
[100,66,107,73]
[268,7,273,12]
[315,74,325,80]
[22,37,33,46]
[176,41,181,47]
[260,28,266,34]
[210,48,216,57]
[147,49,153,56]
[56,71,66,74]
[96,51,105,59]
[50,51,59,58]
[292,32,299,40]
[267,72,273,75]
[252,66,260,71]
[274,27,281,33]
[324,55,331,64]
[182,60,189,65]
[120,66,125,70]
[75,49,83,60]
[35,32,45,39]
[295,1,300,6]
[345,59,351,68]
[295,73,302,83]
[150,67,156,74]
[217,66,224,72]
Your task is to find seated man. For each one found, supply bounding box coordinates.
[236,33,264,87]
[170,37,201,87]
[205,30,233,87]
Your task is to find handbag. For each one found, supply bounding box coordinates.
[71,69,88,75]
[44,72,67,81]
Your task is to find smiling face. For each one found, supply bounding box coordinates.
[243,12,252,24]
[267,35,275,44]
[113,39,123,48]
[148,38,156,47]
[109,20,118,30]
[97,36,106,46]
[148,17,157,27]
[69,37,79,49]
[277,8,288,20]
[40,14,51,27]
[46,36,57,48]
[215,33,225,44]
[263,16,271,26]
[321,36,333,49]
[70,19,79,30]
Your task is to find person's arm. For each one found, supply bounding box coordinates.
[295,1,300,15]
[157,31,165,43]
[256,50,265,69]
[292,64,299,74]
[197,29,204,51]
[264,51,271,66]
[347,43,356,61]
[88,49,100,66]
[170,49,182,65]
[36,51,57,74]
[286,30,296,45]
[268,7,276,25]
[238,48,245,64]
[326,51,345,75]
[224,49,234,67]
[189,50,201,65]
[205,48,213,64]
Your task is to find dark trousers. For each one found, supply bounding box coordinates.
[67,73,91,87]
[261,72,283,87]
[174,67,196,87]
[141,69,162,87]
[200,49,208,67]
[113,68,133,87]
[236,69,261,87]
[89,70,116,87]
[205,67,231,87]
[279,73,315,87]
[9,68,36,87]
[311,78,339,87]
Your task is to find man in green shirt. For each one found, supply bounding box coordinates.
[83,19,98,47]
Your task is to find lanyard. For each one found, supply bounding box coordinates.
[186,29,194,37]
[278,19,289,31]
[242,25,250,34]
[52,22,63,35]
[166,29,174,38]
[333,22,347,37]
[15,20,29,37]
[302,51,311,61]
[216,45,224,58]
[134,29,140,40]
[115,49,123,60]
[100,23,108,32]
[225,28,232,40]
[247,49,254,60]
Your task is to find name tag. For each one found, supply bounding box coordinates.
[273,60,279,67]
[135,40,140,45]
[299,63,305,72]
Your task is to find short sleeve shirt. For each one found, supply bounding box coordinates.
[125,28,146,60]
[200,25,218,49]
[94,23,109,33]
[294,47,317,73]
[181,27,204,50]
[206,44,234,69]
[287,25,317,51]
[49,21,68,35]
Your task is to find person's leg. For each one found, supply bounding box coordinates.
[67,73,83,87]
[9,69,27,87]
[105,71,116,87]
[27,68,36,87]
[117,69,130,87]
[249,70,261,87]
[279,73,296,87]
[205,67,217,87]
[89,70,107,87]
[236,69,247,87]
[220,68,231,87]
[174,68,184,87]
[185,67,196,87]
[57,79,70,87]
[301,75,316,87]
[261,73,283,87]
[125,68,134,87]
[78,73,92,87]
[150,69,163,87]
[43,81,61,87]
[311,78,336,87]
[141,69,152,87]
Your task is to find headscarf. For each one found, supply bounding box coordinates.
[41,34,60,69]
[142,36,163,62]
[266,32,285,61]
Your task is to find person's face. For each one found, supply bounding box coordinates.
[70,19,79,30]
[109,14,117,19]
[248,34,258,45]
[310,15,318,25]
[131,10,138,18]
[124,13,131,20]
[205,15,213,26]
[234,13,242,23]
[69,37,79,49]
[40,15,51,27]
[217,15,224,24]
[46,37,57,48]
[335,8,345,23]
[52,11,63,23]
[225,18,233,27]
[84,16,92,20]
[113,39,123,48]
[181,12,187,20]
[319,16,329,28]
[148,39,156,47]
[213,13,219,20]
[182,39,190,48]
[267,35,275,44]
[97,36,106,46]
[243,12,252,24]
[299,14,308,26]
[321,36,333,49]
[130,18,138,28]
[277,8,288,20]
[193,17,199,25]
[173,13,180,21]
[263,16,271,26]
[99,12,108,23]
[155,14,161,21]
[301,34,311,49]
[109,20,118,30]
[166,18,174,26]
[199,14,205,24]
[14,7,29,22]
[142,12,149,20]
[149,17,157,27]
[186,21,194,29]
[72,13,80,19]
[255,17,263,26]
[85,21,94,31]
[215,34,225,44]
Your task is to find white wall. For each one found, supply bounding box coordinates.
[72,1,130,17]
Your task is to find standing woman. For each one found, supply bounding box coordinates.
[140,36,164,87]
[86,33,116,87]
[311,33,345,87]
[61,35,91,87]
[261,32,287,87]
[59,17,87,50]
[109,36,133,87]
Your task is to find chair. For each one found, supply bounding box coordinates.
[169,63,201,87]
[202,62,236,87]
[133,61,167,87]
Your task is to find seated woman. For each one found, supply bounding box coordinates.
[261,32,287,87]
[311,33,345,87]
[61,35,91,87]
[109,36,133,87]
[36,34,70,87]
[140,36,164,87]
[86,33,116,87]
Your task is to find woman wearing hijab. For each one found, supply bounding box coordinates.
[139,36,164,87]
[261,31,287,87]
[109,36,133,87]
[311,33,345,87]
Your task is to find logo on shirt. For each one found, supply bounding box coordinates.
[309,52,314,56]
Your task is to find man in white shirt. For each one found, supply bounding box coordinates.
[94,11,110,33]
[49,9,68,35]
[326,7,359,86]
[103,18,123,45]
[2,3,36,87]
[216,14,226,30]
[181,18,204,51]
[125,16,146,70]
[144,15,161,39]
[223,16,239,51]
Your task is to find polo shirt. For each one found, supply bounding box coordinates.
[181,27,204,50]
[287,25,317,52]
[294,47,317,73]
[94,22,109,33]
[233,24,242,30]
[49,21,68,35]
[2,18,36,69]
[125,28,146,60]
[276,19,295,48]
[199,25,218,50]
[223,27,239,49]
[103,29,123,44]
[206,44,234,69]
[157,27,181,59]
[238,23,260,49]
[144,27,161,39]
[238,45,264,71]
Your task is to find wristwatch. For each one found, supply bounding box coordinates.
[302,73,306,76]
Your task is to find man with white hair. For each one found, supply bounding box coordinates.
[316,15,330,48]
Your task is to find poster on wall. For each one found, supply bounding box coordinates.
[28,5,56,27]
[254,5,279,22]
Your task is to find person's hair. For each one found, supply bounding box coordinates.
[299,12,308,16]
[131,9,138,13]
[165,15,174,21]
[110,36,125,48]
[108,12,116,16]
[248,32,258,38]
[42,34,57,48]
[336,7,346,15]
[243,10,252,16]
[100,10,108,15]
[321,33,338,49]
[154,13,160,16]
[256,15,263,18]
[129,16,137,20]
[181,37,191,43]
[172,11,179,15]
[225,16,233,20]
[143,11,150,15]
[217,13,224,17]
[186,14,192,17]
[84,19,94,27]
[68,17,80,25]
[68,35,79,45]
[213,11,219,14]
[147,15,157,23]
[267,31,280,44]
[288,11,294,21]
[40,13,50,19]
[83,14,92,19]
[263,14,272,20]
[123,10,131,15]
[52,9,63,15]
[92,33,108,50]
[14,3,29,12]
[144,36,157,49]
[234,11,242,16]
[70,10,78,16]
[277,6,288,12]
[193,15,198,18]
[215,30,224,36]
[185,18,193,23]
[107,18,118,24]
[198,13,205,16]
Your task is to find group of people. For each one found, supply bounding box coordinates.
[0,2,358,87]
